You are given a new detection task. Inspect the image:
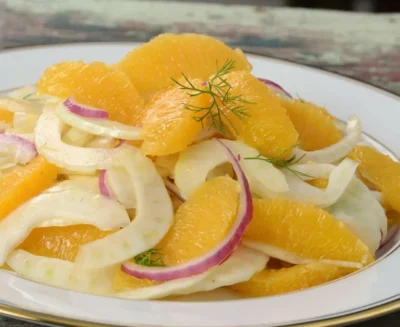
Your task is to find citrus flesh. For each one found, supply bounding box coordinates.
[282,99,342,151]
[0,156,58,223]
[117,33,252,95]
[37,61,145,125]
[18,225,114,261]
[244,198,373,264]
[231,263,352,297]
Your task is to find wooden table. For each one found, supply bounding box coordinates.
[1,0,400,326]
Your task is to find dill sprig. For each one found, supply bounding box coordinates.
[245,144,314,179]
[134,249,166,267]
[171,59,252,135]
[22,92,35,100]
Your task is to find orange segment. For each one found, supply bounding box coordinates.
[386,210,400,229]
[282,99,342,151]
[244,198,373,264]
[18,225,114,261]
[231,263,352,297]
[37,61,145,125]
[113,176,238,291]
[117,33,251,95]
[307,178,328,189]
[225,71,298,158]
[141,82,210,156]
[349,145,400,213]
[0,108,13,124]
[0,156,58,222]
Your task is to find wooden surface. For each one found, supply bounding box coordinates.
[1,0,400,326]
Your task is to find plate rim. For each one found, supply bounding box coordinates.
[0,42,399,327]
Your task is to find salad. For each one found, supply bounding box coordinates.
[0,33,397,300]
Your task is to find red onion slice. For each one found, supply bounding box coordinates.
[258,78,292,99]
[0,133,37,164]
[99,170,111,198]
[164,179,185,202]
[63,97,109,119]
[121,138,253,281]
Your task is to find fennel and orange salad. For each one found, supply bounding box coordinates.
[0,33,397,299]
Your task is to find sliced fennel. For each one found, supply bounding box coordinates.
[287,163,335,180]
[282,158,358,208]
[106,167,136,209]
[115,246,268,299]
[6,250,115,294]
[87,136,118,149]
[326,177,387,253]
[62,127,95,147]
[12,112,39,133]
[74,146,173,270]
[174,246,268,296]
[35,107,125,173]
[0,181,130,265]
[175,139,288,199]
[0,97,43,115]
[55,103,142,140]
[243,240,362,269]
[292,116,362,164]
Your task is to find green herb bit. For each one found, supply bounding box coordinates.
[22,92,35,100]
[171,59,252,135]
[244,144,314,179]
[134,249,166,267]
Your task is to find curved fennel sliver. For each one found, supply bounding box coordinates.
[326,177,387,253]
[291,115,362,164]
[243,241,363,269]
[0,97,43,115]
[55,103,142,140]
[287,163,335,180]
[106,167,136,209]
[0,181,130,265]
[74,146,173,270]
[173,246,268,297]
[282,158,358,208]
[35,107,125,173]
[6,250,115,295]
[115,246,268,299]
[175,139,288,199]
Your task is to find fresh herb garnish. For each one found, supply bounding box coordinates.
[22,92,35,100]
[245,144,314,179]
[172,59,252,135]
[134,249,166,267]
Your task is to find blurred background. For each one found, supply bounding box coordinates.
[167,0,400,12]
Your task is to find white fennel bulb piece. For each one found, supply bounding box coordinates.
[287,163,335,180]
[87,136,119,149]
[282,158,358,208]
[6,250,115,294]
[11,112,39,133]
[55,102,142,140]
[35,107,125,173]
[62,127,94,147]
[0,97,43,115]
[115,246,268,300]
[174,246,268,296]
[292,116,362,164]
[74,146,173,270]
[175,139,288,199]
[0,181,130,265]
[326,177,387,253]
[243,241,362,269]
[106,167,136,209]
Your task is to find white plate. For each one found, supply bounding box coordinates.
[0,43,400,327]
